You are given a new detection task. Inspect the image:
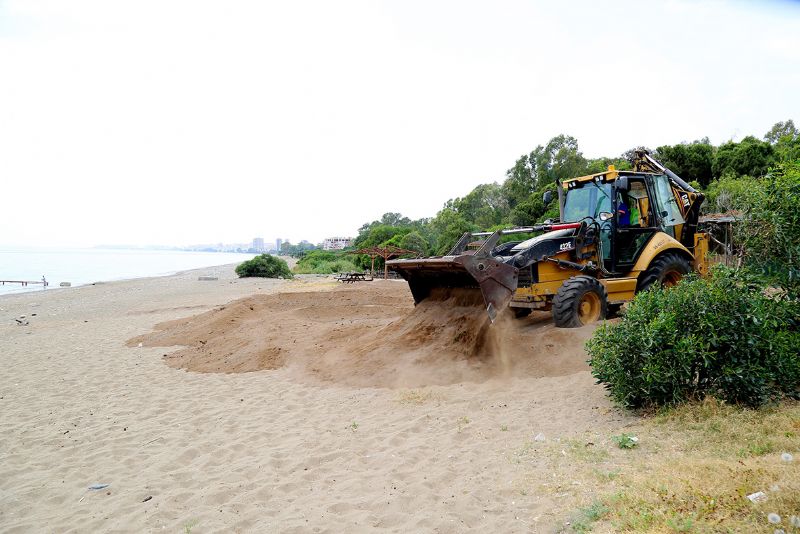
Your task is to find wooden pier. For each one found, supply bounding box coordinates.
[0,277,48,287]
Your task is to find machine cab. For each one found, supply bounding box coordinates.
[561,171,687,273]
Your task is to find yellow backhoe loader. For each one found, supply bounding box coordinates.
[387,151,709,327]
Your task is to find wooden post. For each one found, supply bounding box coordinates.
[383,247,388,279]
[370,255,375,277]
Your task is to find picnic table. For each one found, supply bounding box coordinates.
[334,272,373,283]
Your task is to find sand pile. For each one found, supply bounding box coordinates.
[129,281,596,388]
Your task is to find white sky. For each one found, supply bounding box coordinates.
[2,0,799,247]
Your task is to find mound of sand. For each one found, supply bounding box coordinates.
[129,281,596,388]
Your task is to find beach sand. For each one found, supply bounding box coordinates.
[1,265,632,533]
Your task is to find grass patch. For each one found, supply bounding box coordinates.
[653,397,800,458]
[571,500,610,533]
[594,399,800,533]
[395,389,440,405]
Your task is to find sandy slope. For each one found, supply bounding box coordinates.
[0,265,632,533]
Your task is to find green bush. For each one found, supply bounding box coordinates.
[587,267,800,408]
[736,161,800,296]
[235,254,293,279]
[294,250,358,274]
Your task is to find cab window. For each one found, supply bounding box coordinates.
[652,174,686,227]
[563,182,612,222]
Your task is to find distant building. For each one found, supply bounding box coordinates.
[322,237,353,250]
[275,238,283,253]
[252,237,265,252]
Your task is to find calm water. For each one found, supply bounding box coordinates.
[0,248,257,296]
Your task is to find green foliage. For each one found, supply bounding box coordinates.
[587,267,800,408]
[448,183,508,229]
[736,161,800,295]
[611,433,639,449]
[703,175,756,213]
[279,240,317,257]
[235,254,293,279]
[571,501,610,533]
[767,119,800,163]
[429,207,476,254]
[399,230,429,255]
[713,136,775,179]
[655,140,714,187]
[294,250,358,274]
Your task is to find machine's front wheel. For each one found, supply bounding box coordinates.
[552,276,608,328]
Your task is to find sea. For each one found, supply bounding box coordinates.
[0,247,257,297]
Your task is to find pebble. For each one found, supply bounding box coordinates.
[768,513,781,524]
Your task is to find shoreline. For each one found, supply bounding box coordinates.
[0,249,266,299]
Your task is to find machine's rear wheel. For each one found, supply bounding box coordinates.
[552,276,608,328]
[637,252,691,292]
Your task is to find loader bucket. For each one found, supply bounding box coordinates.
[387,255,519,322]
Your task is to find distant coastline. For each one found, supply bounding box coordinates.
[0,248,257,297]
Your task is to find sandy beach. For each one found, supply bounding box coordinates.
[1,264,634,533]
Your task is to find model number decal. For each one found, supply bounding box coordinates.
[559,242,572,251]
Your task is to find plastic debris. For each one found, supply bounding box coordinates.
[137,342,143,348]
[747,491,767,503]
[774,529,785,534]
[534,433,546,442]
[791,516,800,527]
[768,513,781,524]
[88,484,110,490]
[780,452,793,462]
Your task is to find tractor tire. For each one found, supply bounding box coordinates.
[552,276,608,328]
[637,252,691,292]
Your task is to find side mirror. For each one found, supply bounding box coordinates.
[543,190,554,205]
[615,177,630,192]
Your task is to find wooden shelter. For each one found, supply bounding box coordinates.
[348,246,420,279]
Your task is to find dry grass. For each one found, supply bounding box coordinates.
[585,399,800,533]
[394,388,442,405]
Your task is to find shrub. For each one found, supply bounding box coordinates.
[235,254,293,279]
[736,161,800,297]
[587,267,800,408]
[293,250,358,274]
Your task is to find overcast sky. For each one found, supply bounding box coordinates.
[2,0,799,247]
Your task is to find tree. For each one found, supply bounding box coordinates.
[429,207,475,254]
[399,231,428,255]
[764,119,798,144]
[655,140,714,187]
[712,136,775,179]
[764,120,800,163]
[501,154,534,209]
[449,183,509,229]
[502,134,587,210]
[530,134,588,187]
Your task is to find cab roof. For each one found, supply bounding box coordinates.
[561,165,659,187]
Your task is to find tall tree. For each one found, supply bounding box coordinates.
[713,136,776,178]
[655,140,714,187]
